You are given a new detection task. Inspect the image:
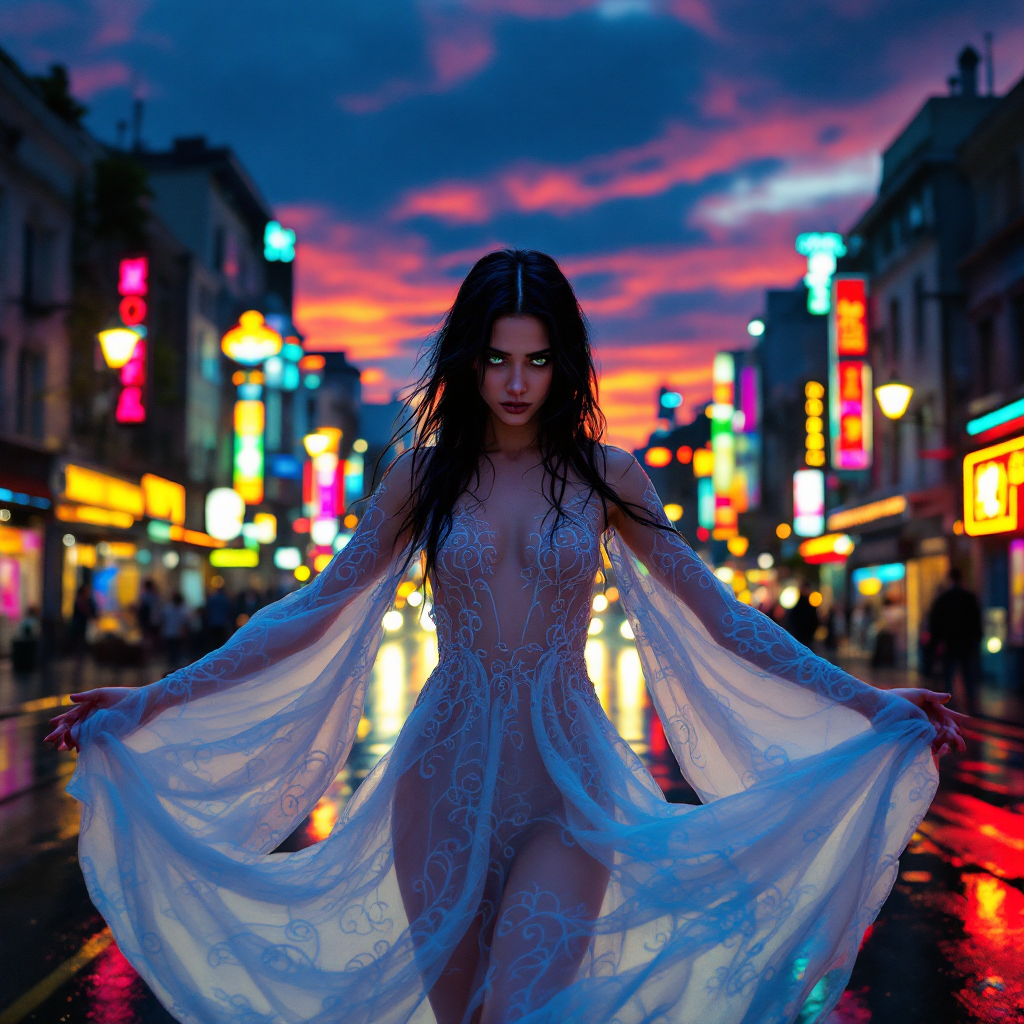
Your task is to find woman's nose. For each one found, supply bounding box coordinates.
[507,368,526,394]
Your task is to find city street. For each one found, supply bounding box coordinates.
[1,628,1021,1024]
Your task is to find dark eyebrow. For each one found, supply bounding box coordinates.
[485,347,552,359]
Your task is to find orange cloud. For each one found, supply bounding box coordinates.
[392,75,934,225]
[288,202,789,439]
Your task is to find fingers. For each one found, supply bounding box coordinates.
[921,691,951,703]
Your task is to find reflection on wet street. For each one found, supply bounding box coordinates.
[1,630,1022,1023]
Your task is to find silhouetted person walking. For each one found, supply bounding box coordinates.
[786,581,820,648]
[928,568,983,715]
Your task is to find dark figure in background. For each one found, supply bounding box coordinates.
[786,580,820,648]
[68,583,96,661]
[203,582,232,651]
[138,579,162,652]
[928,568,983,715]
[161,593,189,672]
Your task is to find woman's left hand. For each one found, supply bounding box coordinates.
[889,688,969,757]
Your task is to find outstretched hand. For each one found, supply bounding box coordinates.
[889,688,969,758]
[43,687,135,752]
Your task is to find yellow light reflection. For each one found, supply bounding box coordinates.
[616,648,645,746]
[375,642,406,740]
[585,638,609,713]
[308,799,338,842]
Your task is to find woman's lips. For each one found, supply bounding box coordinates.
[501,402,529,413]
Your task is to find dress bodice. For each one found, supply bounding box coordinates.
[431,491,605,674]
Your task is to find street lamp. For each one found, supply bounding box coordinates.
[97,326,140,369]
[875,380,914,420]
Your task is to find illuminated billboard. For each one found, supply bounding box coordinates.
[233,400,265,504]
[115,256,148,423]
[963,434,1024,536]
[793,469,825,537]
[829,276,872,470]
[711,353,737,537]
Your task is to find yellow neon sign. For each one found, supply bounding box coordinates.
[963,434,1024,536]
[63,465,143,517]
[141,474,186,525]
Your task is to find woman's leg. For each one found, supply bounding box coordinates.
[394,761,497,1024]
[479,824,609,1024]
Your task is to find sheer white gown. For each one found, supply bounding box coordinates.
[68,467,937,1024]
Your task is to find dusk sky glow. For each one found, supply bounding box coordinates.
[5,0,1022,447]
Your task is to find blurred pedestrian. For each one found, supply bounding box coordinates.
[786,581,819,648]
[928,568,983,715]
[161,592,189,672]
[68,582,96,664]
[138,579,162,653]
[203,581,232,651]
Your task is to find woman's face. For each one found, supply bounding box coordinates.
[479,315,553,429]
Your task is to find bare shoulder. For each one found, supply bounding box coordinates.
[374,449,422,518]
[598,444,647,495]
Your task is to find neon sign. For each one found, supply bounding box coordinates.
[221,311,282,366]
[115,256,148,423]
[804,381,826,467]
[829,276,872,470]
[793,468,825,537]
[795,233,846,314]
[963,434,1024,536]
[263,221,296,262]
[233,400,265,504]
[711,353,737,537]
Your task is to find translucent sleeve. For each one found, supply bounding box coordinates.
[70,480,411,856]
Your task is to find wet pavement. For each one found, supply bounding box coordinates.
[1,629,1022,1024]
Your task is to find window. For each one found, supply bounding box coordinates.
[16,349,45,439]
[889,296,902,363]
[913,277,926,357]
[977,318,995,395]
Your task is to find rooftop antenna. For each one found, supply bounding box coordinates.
[983,32,994,95]
[115,118,127,149]
[131,97,144,152]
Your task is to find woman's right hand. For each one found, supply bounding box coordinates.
[44,687,136,752]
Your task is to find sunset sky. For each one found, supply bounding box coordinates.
[4,0,1022,447]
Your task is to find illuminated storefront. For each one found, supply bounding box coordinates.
[827,491,950,668]
[962,426,1024,676]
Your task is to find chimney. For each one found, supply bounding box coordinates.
[958,46,980,97]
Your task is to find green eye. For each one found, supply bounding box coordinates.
[487,354,504,366]
[530,356,549,367]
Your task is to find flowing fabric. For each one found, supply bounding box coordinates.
[69,473,937,1024]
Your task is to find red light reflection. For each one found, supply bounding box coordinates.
[85,942,145,1024]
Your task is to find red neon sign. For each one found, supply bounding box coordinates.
[829,276,872,470]
[115,256,148,424]
[834,277,868,356]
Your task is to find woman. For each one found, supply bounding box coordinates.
[47,250,964,1024]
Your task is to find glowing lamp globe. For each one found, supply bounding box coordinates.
[221,311,283,366]
[303,432,331,458]
[98,327,140,369]
[875,381,913,420]
[205,487,245,542]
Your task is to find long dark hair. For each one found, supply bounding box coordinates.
[390,248,666,580]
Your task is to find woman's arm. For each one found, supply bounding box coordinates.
[46,454,420,751]
[604,449,965,755]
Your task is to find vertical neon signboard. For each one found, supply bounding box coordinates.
[711,353,737,537]
[796,232,846,314]
[829,276,873,470]
[115,256,148,423]
[233,400,265,504]
[793,469,825,537]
